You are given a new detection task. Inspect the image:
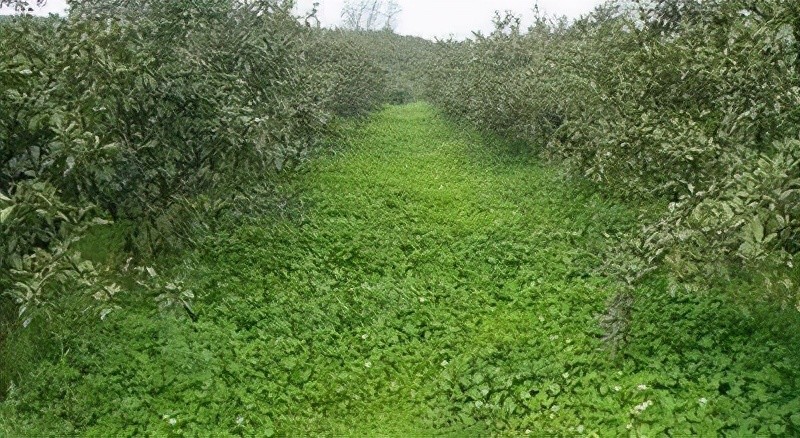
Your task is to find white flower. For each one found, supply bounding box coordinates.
[637,384,649,391]
[633,400,653,414]
[525,429,532,435]
[562,372,570,379]
[698,397,708,405]
[626,423,633,430]
[236,416,245,426]
[168,418,177,426]
[419,297,427,303]
[613,385,622,392]
[361,334,368,340]
[365,361,372,368]
[19,69,32,76]
[577,425,585,433]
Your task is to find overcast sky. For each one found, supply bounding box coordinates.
[3,0,605,40]
[297,0,604,39]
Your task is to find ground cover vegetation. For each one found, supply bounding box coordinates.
[0,0,428,404]
[3,103,797,436]
[427,0,800,317]
[0,0,799,435]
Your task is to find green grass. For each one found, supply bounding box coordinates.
[1,103,799,436]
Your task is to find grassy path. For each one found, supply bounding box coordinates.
[3,104,799,436]
[260,103,631,434]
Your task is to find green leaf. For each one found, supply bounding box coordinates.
[751,219,764,243]
[0,206,15,223]
[264,417,275,437]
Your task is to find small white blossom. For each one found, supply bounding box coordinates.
[637,384,649,391]
[168,418,177,426]
[613,385,622,392]
[698,397,708,405]
[626,423,633,430]
[633,400,653,414]
[365,361,372,368]
[419,297,427,303]
[525,430,532,435]
[236,416,245,426]
[361,334,368,340]
[562,372,570,379]
[577,425,585,433]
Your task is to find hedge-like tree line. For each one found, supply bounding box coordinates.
[427,0,800,326]
[0,0,429,328]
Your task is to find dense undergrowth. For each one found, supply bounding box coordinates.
[0,0,431,396]
[2,0,800,435]
[427,0,800,317]
[1,104,798,435]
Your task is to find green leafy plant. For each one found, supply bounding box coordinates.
[426,0,800,321]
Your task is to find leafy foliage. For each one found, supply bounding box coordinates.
[0,1,444,406]
[1,105,797,435]
[426,0,800,310]
[304,29,389,117]
[3,0,800,434]
[316,28,434,107]
[0,0,407,328]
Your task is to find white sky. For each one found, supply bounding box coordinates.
[0,0,66,15]
[2,0,605,40]
[298,0,604,39]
